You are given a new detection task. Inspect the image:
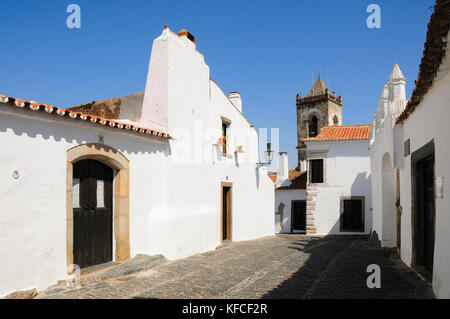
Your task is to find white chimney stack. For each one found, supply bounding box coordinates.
[276,152,291,187]
[228,92,242,113]
[140,27,210,133]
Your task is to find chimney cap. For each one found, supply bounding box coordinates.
[177,29,196,43]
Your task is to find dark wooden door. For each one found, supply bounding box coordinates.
[341,199,364,232]
[222,186,232,241]
[291,201,306,232]
[423,158,435,274]
[73,160,113,268]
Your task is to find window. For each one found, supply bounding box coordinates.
[333,115,339,126]
[310,159,323,183]
[309,116,318,137]
[222,121,229,154]
[340,198,365,232]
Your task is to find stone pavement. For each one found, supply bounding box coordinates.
[35,234,432,299]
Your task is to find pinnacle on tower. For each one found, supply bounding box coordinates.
[389,64,406,81]
[306,76,328,97]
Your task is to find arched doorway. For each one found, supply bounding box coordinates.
[67,143,130,269]
[381,153,396,247]
[73,159,113,268]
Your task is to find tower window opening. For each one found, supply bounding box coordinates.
[333,115,339,126]
[309,116,318,137]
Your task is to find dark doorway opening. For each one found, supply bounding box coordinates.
[73,159,113,268]
[412,140,435,281]
[291,200,306,233]
[340,198,365,232]
[221,184,232,241]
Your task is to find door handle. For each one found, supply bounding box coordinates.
[90,202,96,211]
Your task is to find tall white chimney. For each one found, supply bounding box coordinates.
[228,92,242,113]
[276,152,291,187]
[140,27,210,133]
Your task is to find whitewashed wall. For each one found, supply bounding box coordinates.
[274,189,306,233]
[140,28,274,259]
[0,109,168,297]
[370,64,407,247]
[0,27,275,297]
[398,46,450,298]
[305,140,372,235]
[370,44,450,298]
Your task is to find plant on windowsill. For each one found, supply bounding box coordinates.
[235,145,245,153]
[212,136,224,146]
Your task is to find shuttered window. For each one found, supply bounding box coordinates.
[310,159,323,183]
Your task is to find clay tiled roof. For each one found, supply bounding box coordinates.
[397,0,450,122]
[302,125,370,142]
[67,91,144,120]
[0,94,170,139]
[268,170,307,190]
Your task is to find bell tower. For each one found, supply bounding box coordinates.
[296,76,343,170]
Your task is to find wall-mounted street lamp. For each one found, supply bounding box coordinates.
[257,143,274,169]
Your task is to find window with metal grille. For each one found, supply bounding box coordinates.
[310,159,323,183]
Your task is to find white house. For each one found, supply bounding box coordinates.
[271,77,372,235]
[269,153,307,234]
[302,125,372,235]
[370,0,450,298]
[0,27,275,297]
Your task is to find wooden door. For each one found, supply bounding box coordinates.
[73,160,113,268]
[291,201,306,232]
[222,185,232,241]
[422,158,435,274]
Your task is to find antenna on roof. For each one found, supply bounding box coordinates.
[327,66,329,88]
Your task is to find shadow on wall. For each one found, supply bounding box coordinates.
[261,235,426,298]
[351,171,371,197]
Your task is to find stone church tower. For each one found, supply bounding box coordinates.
[296,76,343,170]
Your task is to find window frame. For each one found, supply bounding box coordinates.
[220,117,231,156]
[310,159,324,183]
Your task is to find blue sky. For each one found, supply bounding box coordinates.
[0,0,435,169]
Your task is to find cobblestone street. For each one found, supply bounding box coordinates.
[36,235,432,299]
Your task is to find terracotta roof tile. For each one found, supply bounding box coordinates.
[397,0,450,122]
[0,94,170,139]
[302,125,370,142]
[268,170,307,190]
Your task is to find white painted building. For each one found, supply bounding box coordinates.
[269,153,307,234]
[0,27,275,297]
[370,1,450,298]
[271,78,372,236]
[303,126,372,235]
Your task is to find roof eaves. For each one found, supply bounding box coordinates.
[0,95,171,139]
